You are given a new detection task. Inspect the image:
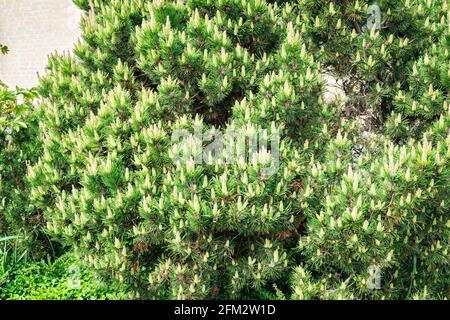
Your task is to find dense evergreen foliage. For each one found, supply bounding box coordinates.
[0,45,48,257]
[0,0,448,299]
[298,0,449,137]
[287,0,449,299]
[28,0,331,299]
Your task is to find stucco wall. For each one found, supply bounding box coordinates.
[0,0,82,88]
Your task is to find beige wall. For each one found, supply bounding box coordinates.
[0,0,82,88]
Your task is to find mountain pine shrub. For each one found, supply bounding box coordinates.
[28,0,336,299]
[294,111,449,299]
[286,0,450,299]
[297,0,449,136]
[387,35,449,140]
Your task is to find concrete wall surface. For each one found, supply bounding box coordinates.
[0,0,82,88]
